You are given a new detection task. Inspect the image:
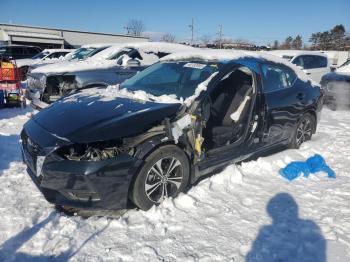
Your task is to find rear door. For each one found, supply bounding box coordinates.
[292,55,329,83]
[260,63,304,146]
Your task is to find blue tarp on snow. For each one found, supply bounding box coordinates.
[279,154,335,181]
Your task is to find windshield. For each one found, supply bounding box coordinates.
[68,47,96,60]
[121,61,221,99]
[32,52,49,59]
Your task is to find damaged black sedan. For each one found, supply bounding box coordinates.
[21,50,323,211]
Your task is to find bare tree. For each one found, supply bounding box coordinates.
[160,33,176,43]
[125,19,145,37]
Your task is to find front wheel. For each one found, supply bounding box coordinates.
[131,145,190,210]
[290,113,315,149]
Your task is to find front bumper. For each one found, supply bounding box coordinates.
[21,123,143,210]
[22,146,143,210]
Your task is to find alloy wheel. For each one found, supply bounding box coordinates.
[296,118,312,146]
[144,157,183,203]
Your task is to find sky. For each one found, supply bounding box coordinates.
[1,0,350,45]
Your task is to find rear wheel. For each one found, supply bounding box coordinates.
[290,113,314,149]
[131,145,190,210]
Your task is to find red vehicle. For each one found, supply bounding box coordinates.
[0,58,26,108]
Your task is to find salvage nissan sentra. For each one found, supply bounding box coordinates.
[21,50,323,211]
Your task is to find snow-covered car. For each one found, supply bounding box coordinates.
[321,59,350,110]
[268,50,330,83]
[16,49,74,80]
[0,45,41,60]
[27,42,195,109]
[21,50,323,211]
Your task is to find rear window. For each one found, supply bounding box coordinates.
[261,64,297,92]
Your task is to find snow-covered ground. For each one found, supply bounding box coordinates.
[0,106,350,261]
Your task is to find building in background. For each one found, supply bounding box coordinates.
[0,23,148,49]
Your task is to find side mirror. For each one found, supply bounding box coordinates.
[330,65,337,72]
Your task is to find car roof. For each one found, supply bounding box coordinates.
[161,49,282,63]
[161,49,315,84]
[92,42,195,60]
[268,50,328,58]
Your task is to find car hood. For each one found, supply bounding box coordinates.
[32,89,181,143]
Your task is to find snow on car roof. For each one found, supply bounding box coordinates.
[268,50,328,58]
[161,49,316,85]
[91,42,195,60]
[123,42,195,53]
[42,49,74,53]
[30,43,195,74]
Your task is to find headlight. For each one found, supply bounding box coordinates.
[55,140,133,161]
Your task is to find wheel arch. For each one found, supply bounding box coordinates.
[126,134,192,204]
[303,109,317,133]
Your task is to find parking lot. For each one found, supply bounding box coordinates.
[0,105,349,261]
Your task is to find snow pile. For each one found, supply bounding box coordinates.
[1,107,350,261]
[105,85,181,104]
[60,86,181,105]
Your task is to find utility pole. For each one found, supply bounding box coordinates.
[218,24,223,49]
[189,18,194,45]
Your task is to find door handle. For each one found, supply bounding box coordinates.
[297,93,305,100]
[306,72,311,75]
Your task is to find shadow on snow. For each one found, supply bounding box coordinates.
[246,192,326,262]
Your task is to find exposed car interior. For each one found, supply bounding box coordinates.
[203,66,255,150]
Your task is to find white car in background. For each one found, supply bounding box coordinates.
[16,49,74,80]
[269,50,330,83]
[27,42,195,108]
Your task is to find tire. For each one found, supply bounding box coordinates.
[131,145,190,210]
[290,113,315,149]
